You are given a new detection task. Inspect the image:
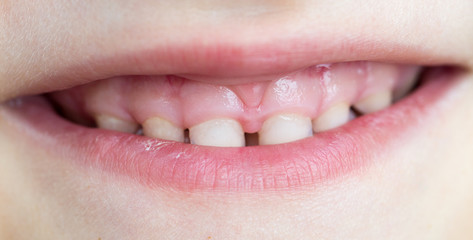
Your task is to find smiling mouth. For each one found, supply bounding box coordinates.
[47,61,423,147]
[0,36,467,192]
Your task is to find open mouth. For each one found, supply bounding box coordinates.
[47,62,423,147]
[1,55,465,192]
[2,1,473,238]
[0,20,469,192]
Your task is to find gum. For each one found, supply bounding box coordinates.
[50,61,420,133]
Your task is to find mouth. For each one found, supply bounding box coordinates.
[0,37,468,192]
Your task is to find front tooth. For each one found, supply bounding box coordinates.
[189,118,245,147]
[95,114,139,133]
[312,103,350,132]
[353,90,392,114]
[143,117,184,142]
[259,113,313,145]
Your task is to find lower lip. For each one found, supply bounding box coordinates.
[1,68,462,192]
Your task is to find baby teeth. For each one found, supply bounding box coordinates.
[142,117,184,142]
[95,114,139,133]
[312,103,351,132]
[189,118,245,147]
[259,113,313,145]
[353,90,392,114]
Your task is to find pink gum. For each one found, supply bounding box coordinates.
[50,62,420,133]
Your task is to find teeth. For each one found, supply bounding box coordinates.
[312,103,351,132]
[189,118,245,147]
[259,113,313,145]
[353,90,392,114]
[95,114,139,133]
[142,117,184,142]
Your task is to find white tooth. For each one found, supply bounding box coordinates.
[353,90,392,114]
[259,113,313,145]
[312,102,350,132]
[189,118,245,147]
[95,114,139,133]
[143,117,184,142]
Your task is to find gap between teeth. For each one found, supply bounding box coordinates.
[94,89,395,147]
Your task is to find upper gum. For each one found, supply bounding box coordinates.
[49,61,420,133]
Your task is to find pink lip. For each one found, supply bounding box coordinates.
[1,67,461,192]
[4,32,461,102]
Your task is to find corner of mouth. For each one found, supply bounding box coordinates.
[1,60,467,192]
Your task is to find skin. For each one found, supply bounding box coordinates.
[1,0,473,239]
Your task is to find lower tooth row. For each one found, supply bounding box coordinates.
[94,90,392,147]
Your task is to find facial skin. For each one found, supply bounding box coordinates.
[1,0,473,239]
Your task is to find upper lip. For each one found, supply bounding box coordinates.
[3,67,463,191]
[1,13,467,192]
[1,29,466,102]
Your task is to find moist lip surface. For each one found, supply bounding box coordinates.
[1,65,461,192]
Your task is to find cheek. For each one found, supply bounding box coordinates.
[0,76,471,239]
[372,73,473,237]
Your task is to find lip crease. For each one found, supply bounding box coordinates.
[1,67,462,192]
